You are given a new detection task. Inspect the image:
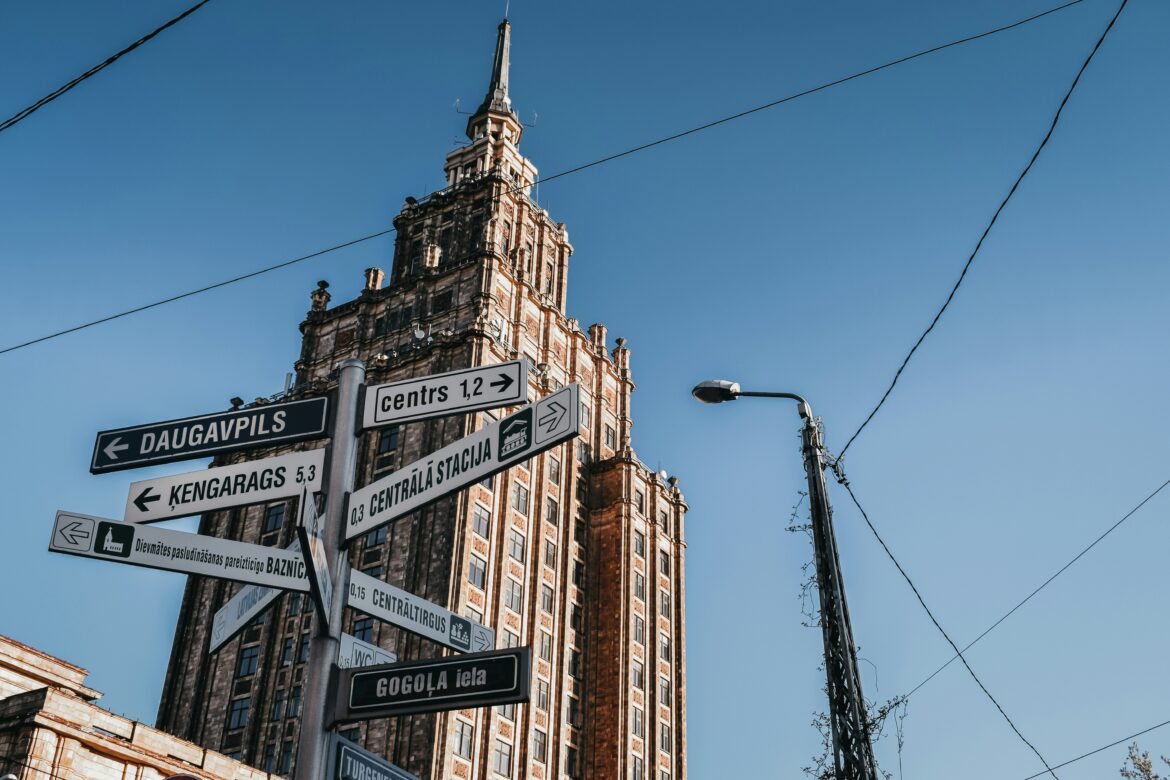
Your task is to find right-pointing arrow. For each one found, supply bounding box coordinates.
[103,437,129,461]
[489,372,514,393]
[538,401,566,434]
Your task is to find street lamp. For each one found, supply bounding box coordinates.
[692,379,879,780]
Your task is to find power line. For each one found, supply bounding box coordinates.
[836,0,1128,459]
[906,475,1170,699]
[1020,718,1170,780]
[0,0,214,136]
[0,0,1088,358]
[834,471,1061,779]
[0,228,395,356]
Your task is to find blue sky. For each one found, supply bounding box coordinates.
[1,1,1167,777]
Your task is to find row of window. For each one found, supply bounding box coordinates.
[629,708,674,755]
[225,685,303,732]
[631,757,672,780]
[631,662,672,704]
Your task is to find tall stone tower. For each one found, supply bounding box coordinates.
[156,20,688,780]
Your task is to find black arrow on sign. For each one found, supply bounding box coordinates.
[489,372,514,393]
[58,521,91,546]
[133,487,161,514]
[538,401,566,434]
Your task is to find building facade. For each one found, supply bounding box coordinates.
[156,20,688,780]
[0,633,275,780]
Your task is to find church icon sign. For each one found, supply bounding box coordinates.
[96,522,134,558]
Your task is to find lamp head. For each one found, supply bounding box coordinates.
[691,380,740,404]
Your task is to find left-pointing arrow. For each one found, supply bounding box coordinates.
[133,487,160,514]
[58,521,91,546]
[103,437,129,461]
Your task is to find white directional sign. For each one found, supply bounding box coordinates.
[49,511,310,591]
[210,540,300,653]
[124,449,324,524]
[297,487,332,630]
[348,569,494,654]
[347,384,580,541]
[329,734,419,780]
[361,360,528,430]
[338,633,397,670]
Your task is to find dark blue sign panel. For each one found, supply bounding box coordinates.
[329,735,419,780]
[334,647,531,723]
[91,397,328,473]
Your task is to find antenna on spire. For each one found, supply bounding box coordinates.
[454,98,473,116]
[504,0,510,19]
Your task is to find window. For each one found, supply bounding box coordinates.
[499,701,515,721]
[287,593,301,616]
[658,509,668,526]
[660,722,672,754]
[298,632,310,663]
[539,631,552,661]
[466,606,484,625]
[227,697,250,730]
[580,403,591,427]
[508,529,526,562]
[634,616,645,645]
[541,584,554,613]
[659,676,670,703]
[365,526,387,546]
[549,457,561,484]
[262,504,284,533]
[469,555,486,588]
[480,474,493,491]
[363,564,382,579]
[660,590,670,618]
[661,771,671,780]
[634,531,645,557]
[504,579,523,612]
[545,497,558,525]
[569,649,581,678]
[512,484,529,514]
[573,559,584,587]
[289,686,302,717]
[270,689,286,721]
[574,517,586,545]
[634,489,645,515]
[454,720,474,759]
[566,746,579,778]
[577,441,590,464]
[354,617,374,642]
[536,679,549,710]
[570,604,581,632]
[543,539,557,568]
[377,425,400,454]
[604,424,616,448]
[492,740,513,776]
[633,706,644,737]
[568,697,581,727]
[503,629,520,649]
[280,638,294,667]
[632,660,644,689]
[263,743,276,771]
[634,573,645,600]
[659,550,670,576]
[473,504,491,537]
[237,645,259,677]
[632,756,644,780]
[533,728,548,763]
[660,633,670,661]
[279,741,294,774]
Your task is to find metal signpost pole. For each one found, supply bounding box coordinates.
[296,358,365,780]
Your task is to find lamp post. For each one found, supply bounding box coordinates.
[692,380,879,780]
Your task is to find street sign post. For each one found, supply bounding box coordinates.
[91,396,328,474]
[347,384,580,541]
[210,540,300,653]
[338,634,396,670]
[124,449,324,523]
[49,511,310,591]
[361,359,528,430]
[347,569,493,654]
[328,734,419,780]
[297,486,332,630]
[332,647,531,723]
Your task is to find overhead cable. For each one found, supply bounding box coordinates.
[0,0,214,136]
[0,0,1087,357]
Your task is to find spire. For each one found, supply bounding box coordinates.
[476,19,513,117]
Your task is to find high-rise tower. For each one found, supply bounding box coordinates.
[157,20,688,780]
